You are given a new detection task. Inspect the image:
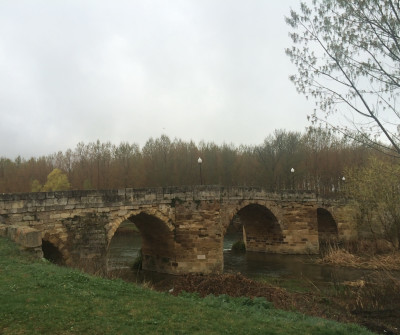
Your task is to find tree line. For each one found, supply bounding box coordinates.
[2,126,399,246]
[0,128,374,194]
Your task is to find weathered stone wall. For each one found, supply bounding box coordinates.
[173,199,223,274]
[317,198,359,241]
[0,223,43,257]
[219,191,321,255]
[0,186,356,274]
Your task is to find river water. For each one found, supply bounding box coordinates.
[107,230,377,285]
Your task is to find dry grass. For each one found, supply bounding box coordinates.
[352,271,400,311]
[318,248,362,267]
[342,239,396,256]
[317,240,400,333]
[318,240,400,271]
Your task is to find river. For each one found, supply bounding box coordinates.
[107,230,378,286]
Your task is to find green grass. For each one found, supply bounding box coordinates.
[0,237,373,335]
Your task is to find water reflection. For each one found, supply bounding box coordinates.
[107,231,141,271]
[223,232,375,283]
[223,250,374,283]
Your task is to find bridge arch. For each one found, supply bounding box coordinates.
[317,207,339,247]
[107,209,177,273]
[107,208,174,243]
[41,231,69,265]
[225,202,284,253]
[42,240,64,264]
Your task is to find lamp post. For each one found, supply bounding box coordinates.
[198,157,203,185]
[290,168,295,190]
[341,176,345,192]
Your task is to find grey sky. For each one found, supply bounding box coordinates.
[0,0,313,159]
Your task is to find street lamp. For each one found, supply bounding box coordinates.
[340,176,345,192]
[290,168,295,190]
[198,157,203,185]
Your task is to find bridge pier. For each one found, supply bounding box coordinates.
[111,200,225,275]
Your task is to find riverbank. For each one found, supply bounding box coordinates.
[0,237,372,335]
[160,271,399,334]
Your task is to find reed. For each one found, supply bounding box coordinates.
[318,240,400,270]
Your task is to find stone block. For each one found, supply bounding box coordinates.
[60,213,72,219]
[11,201,25,209]
[7,225,19,240]
[0,223,7,237]
[17,227,42,248]
[7,225,42,248]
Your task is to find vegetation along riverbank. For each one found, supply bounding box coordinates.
[0,237,374,335]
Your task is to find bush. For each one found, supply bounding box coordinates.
[231,241,246,253]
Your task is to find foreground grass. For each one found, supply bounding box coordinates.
[0,238,373,335]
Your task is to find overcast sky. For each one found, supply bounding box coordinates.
[0,0,314,159]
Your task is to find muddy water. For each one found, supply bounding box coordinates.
[107,231,377,285]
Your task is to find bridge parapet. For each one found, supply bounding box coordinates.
[0,186,325,215]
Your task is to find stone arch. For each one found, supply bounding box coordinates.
[223,200,283,234]
[41,231,69,265]
[106,219,142,271]
[106,208,174,245]
[317,207,339,246]
[226,202,284,253]
[107,209,177,273]
[42,240,64,264]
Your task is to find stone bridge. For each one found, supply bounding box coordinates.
[0,186,356,274]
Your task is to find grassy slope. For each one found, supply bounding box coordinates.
[0,237,373,335]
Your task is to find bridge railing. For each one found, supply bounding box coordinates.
[0,186,344,214]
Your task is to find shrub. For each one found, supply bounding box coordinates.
[231,241,246,253]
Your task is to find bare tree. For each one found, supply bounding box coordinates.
[286,0,400,156]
